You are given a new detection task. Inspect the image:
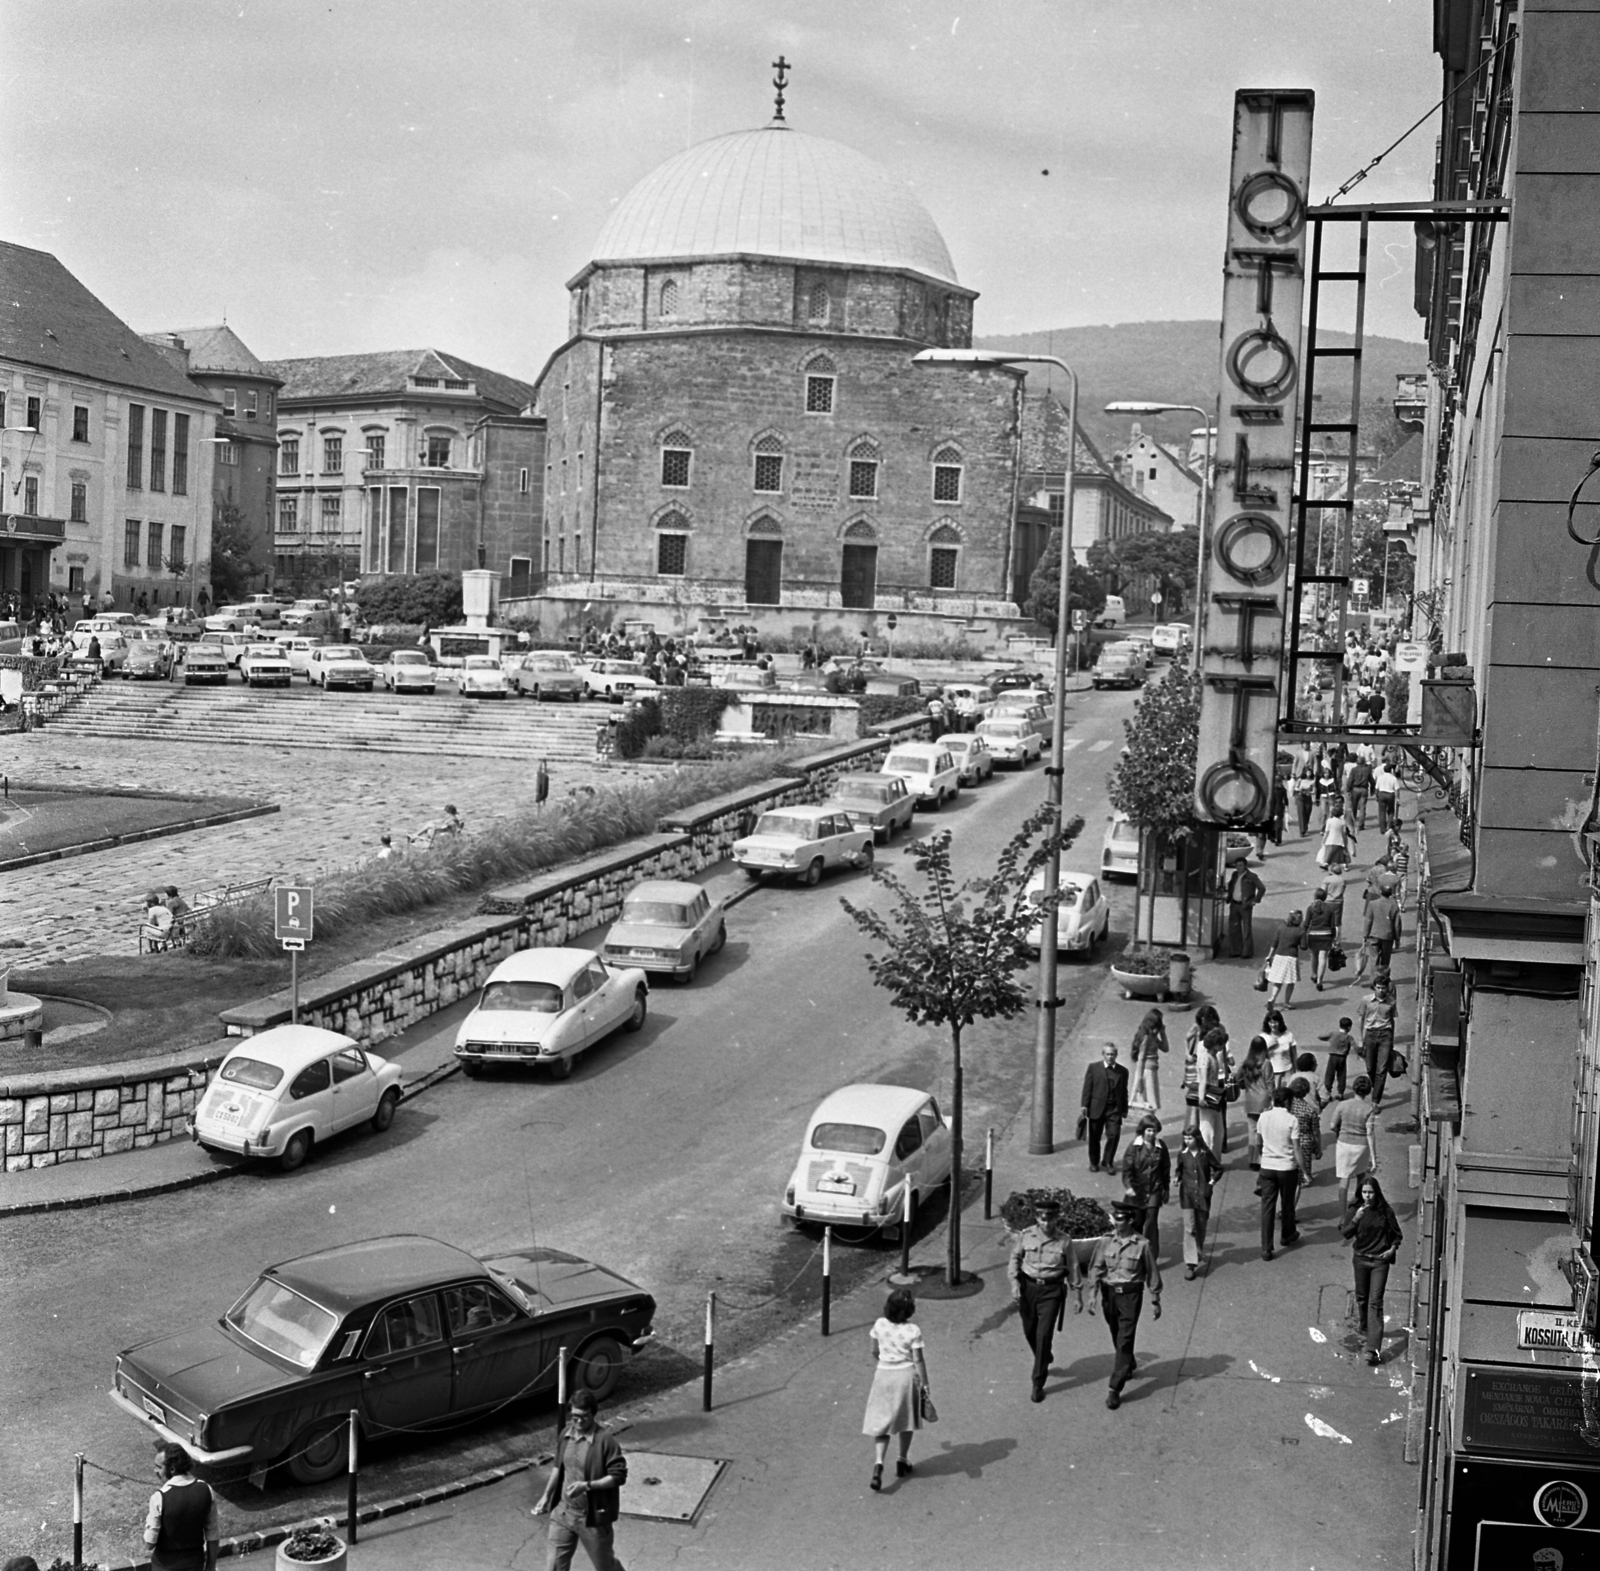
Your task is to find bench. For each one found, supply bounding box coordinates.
[139,875,275,953]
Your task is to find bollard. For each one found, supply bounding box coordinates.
[702,1292,716,1411]
[347,1410,359,1545]
[557,1343,569,1429]
[984,1127,995,1219]
[821,1227,832,1337]
[73,1453,84,1570]
[898,1182,913,1279]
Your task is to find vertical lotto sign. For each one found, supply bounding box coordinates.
[1194,90,1314,825]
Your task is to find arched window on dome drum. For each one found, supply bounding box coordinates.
[928,522,962,590]
[804,354,837,415]
[660,432,692,489]
[932,445,963,504]
[660,278,679,318]
[753,433,784,494]
[848,438,880,500]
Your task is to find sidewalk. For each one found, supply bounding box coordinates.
[327,816,1421,1569]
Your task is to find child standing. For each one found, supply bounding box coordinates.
[1319,1018,1355,1099]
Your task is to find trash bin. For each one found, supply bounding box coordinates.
[1168,952,1192,998]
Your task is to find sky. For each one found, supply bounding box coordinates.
[3,0,1437,387]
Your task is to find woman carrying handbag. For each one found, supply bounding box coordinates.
[862,1288,931,1492]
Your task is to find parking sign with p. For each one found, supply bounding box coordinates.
[275,885,314,949]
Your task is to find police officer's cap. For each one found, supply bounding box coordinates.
[1111,1198,1143,1219]
[1031,1196,1062,1216]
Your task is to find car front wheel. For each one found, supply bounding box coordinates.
[572,1335,625,1401]
[371,1088,400,1132]
[625,987,648,1031]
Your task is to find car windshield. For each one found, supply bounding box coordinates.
[391,651,428,665]
[226,1276,339,1369]
[621,900,692,926]
[219,1056,284,1091]
[526,654,572,671]
[321,649,361,662]
[812,1121,888,1156]
[753,813,815,839]
[481,979,564,1013]
[599,662,644,676]
[465,657,498,670]
[980,723,1022,737]
[835,781,890,801]
[885,754,930,774]
[1111,821,1138,844]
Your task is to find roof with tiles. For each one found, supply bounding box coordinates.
[0,241,212,403]
[263,348,538,414]
[153,324,279,380]
[1020,393,1115,478]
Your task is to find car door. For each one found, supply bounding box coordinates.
[687,892,714,958]
[327,1047,376,1133]
[917,1100,952,1187]
[443,1280,543,1415]
[359,1292,454,1432]
[283,1057,334,1142]
[891,1111,926,1207]
[580,958,623,1038]
[1084,879,1107,939]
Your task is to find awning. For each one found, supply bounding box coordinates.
[1434,892,1586,965]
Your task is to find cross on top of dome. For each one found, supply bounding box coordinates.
[772,55,790,124]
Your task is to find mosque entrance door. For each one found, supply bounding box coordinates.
[745,538,782,605]
[840,543,877,609]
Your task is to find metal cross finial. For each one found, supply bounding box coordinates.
[772,56,790,121]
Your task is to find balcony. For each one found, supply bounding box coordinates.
[0,514,66,542]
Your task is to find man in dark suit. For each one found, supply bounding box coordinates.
[1080,1043,1130,1173]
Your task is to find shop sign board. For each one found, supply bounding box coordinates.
[1194,88,1314,825]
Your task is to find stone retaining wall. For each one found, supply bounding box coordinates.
[0,721,932,1174]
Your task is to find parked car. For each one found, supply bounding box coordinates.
[380,649,437,694]
[576,659,659,702]
[182,645,231,685]
[821,772,917,843]
[940,683,994,728]
[974,714,1043,767]
[458,654,509,699]
[145,608,203,641]
[189,1024,404,1171]
[782,1084,952,1235]
[941,732,995,785]
[988,695,1053,743]
[600,879,725,983]
[453,948,648,1079]
[69,630,131,672]
[1151,622,1190,659]
[282,598,332,628]
[123,637,173,681]
[198,629,254,668]
[110,1234,656,1483]
[239,643,294,688]
[1095,593,1127,628]
[1023,869,1110,953]
[513,650,585,701]
[307,646,376,691]
[732,804,874,885]
[276,636,323,678]
[1101,812,1140,880]
[1092,649,1145,690]
[879,741,962,808]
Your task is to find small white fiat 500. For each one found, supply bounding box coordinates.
[783,1084,952,1237]
[189,1025,405,1172]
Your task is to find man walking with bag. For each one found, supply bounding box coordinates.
[1086,1199,1162,1410]
[1080,1043,1130,1174]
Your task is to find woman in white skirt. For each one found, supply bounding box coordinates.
[1264,910,1306,1008]
[862,1287,929,1492]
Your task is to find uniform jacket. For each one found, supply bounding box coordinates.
[1081,1061,1130,1121]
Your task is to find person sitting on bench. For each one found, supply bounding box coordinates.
[141,893,174,948]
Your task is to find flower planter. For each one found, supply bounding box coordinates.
[276,1533,348,1571]
[1110,965,1168,1001]
[1068,1233,1110,1271]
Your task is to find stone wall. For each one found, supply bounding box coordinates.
[1,1063,212,1171]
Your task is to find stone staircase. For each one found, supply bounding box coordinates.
[39,681,612,762]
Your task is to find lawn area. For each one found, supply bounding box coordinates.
[0,786,270,867]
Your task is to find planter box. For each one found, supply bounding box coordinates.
[1110,966,1168,1000]
[276,1536,347,1571]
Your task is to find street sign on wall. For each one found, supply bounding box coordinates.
[1193,88,1315,825]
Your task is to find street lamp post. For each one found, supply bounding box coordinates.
[1103,401,1214,665]
[913,347,1078,1156]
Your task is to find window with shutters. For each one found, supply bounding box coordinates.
[149,410,167,493]
[281,439,299,476]
[932,445,963,503]
[146,521,163,569]
[323,435,342,474]
[366,434,385,471]
[72,406,89,442]
[23,476,38,516]
[279,496,298,533]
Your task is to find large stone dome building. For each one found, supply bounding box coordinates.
[527,118,1026,644]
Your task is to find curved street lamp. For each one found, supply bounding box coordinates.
[912,347,1078,1156]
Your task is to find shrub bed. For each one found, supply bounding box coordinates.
[856,693,929,730]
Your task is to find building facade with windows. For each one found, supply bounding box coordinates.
[525,120,1027,644]
[145,326,281,594]
[0,242,216,611]
[264,350,542,595]
[1109,421,1203,531]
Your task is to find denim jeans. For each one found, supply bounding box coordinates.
[1258,1167,1300,1253]
[1352,1257,1391,1355]
[1180,1204,1210,1265]
[547,1518,625,1571]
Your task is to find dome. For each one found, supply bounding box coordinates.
[589,125,958,285]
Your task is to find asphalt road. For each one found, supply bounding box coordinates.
[1,687,1141,1566]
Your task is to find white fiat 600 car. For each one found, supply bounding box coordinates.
[454,948,649,1079]
[189,1025,405,1172]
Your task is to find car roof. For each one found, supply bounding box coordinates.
[625,879,703,902]
[268,1234,488,1313]
[222,1024,358,1072]
[757,803,835,821]
[808,1083,934,1130]
[831,772,898,788]
[485,947,600,986]
[884,741,949,755]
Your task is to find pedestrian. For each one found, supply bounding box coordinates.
[1086,1198,1162,1410]
[1304,888,1337,990]
[1322,847,1350,939]
[140,892,174,948]
[1236,1036,1275,1169]
[1319,801,1357,871]
[1315,749,1338,827]
[1319,1017,1356,1100]
[1287,1067,1323,1183]
[1225,858,1265,959]
[1347,755,1374,828]
[1256,1086,1302,1261]
[1373,759,1401,832]
[1364,883,1401,981]
[1129,1007,1167,1112]
[531,1388,629,1569]
[858,1286,931,1486]
[1255,771,1288,859]
[1330,1074,1380,1211]
[164,884,191,921]
[1261,1007,1297,1077]
[1290,745,1316,837]
[1263,910,1306,1008]
[1079,1042,1130,1173]
[1341,1175,1404,1365]
[377,834,395,860]
[1357,979,1398,1105]
[442,803,465,836]
[1175,1123,1223,1279]
[1187,1026,1232,1156]
[1119,1113,1171,1258]
[143,1443,218,1571]
[1006,1199,1080,1403]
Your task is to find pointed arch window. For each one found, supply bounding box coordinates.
[804,354,837,415]
[655,510,689,576]
[932,444,963,503]
[929,523,962,589]
[660,430,692,489]
[752,433,784,494]
[660,278,680,318]
[848,438,880,500]
[807,281,829,322]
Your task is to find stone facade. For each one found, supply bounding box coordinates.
[0,1066,210,1172]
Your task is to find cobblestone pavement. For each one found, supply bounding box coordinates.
[0,729,621,965]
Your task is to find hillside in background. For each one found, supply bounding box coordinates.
[974,320,1426,462]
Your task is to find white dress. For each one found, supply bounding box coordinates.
[862,1318,923,1435]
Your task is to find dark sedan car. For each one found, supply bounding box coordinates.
[111,1235,656,1484]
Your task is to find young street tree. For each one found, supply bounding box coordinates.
[841,804,1082,1286]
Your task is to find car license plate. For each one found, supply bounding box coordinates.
[213,1104,243,1126]
[142,1395,166,1424]
[818,1174,855,1195]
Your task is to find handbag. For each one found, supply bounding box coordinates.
[1328,944,1347,972]
[1387,1047,1409,1078]
[919,1383,939,1424]
[1253,966,1270,993]
[1075,1110,1088,1140]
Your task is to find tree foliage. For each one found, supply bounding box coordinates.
[841,804,1082,1284]
[207,501,260,604]
[1112,530,1198,612]
[1025,530,1107,635]
[357,572,465,627]
[1107,667,1201,836]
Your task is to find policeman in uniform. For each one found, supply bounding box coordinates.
[1006,1195,1082,1402]
[1086,1198,1163,1409]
